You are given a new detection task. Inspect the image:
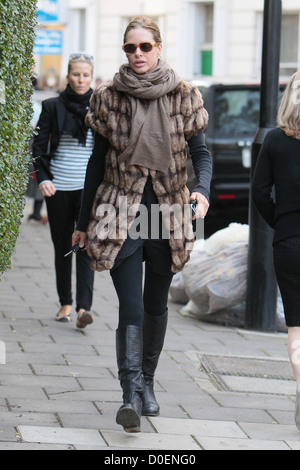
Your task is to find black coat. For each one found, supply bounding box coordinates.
[32,97,67,184]
[252,127,300,244]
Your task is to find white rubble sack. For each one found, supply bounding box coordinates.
[170,223,249,315]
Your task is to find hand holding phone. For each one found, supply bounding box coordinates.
[190,192,210,219]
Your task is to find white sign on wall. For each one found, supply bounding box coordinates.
[37,0,59,23]
[34,29,63,55]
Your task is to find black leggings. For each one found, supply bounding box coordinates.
[110,245,174,328]
[46,190,94,312]
[273,235,300,327]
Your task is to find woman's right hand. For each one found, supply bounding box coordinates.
[39,181,56,197]
[72,230,87,250]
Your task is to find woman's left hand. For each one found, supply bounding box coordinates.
[72,230,87,250]
[190,192,210,220]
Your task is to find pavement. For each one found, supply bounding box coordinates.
[0,202,300,451]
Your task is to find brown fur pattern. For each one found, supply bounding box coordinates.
[85,81,209,273]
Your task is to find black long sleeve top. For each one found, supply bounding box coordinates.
[252,127,300,244]
[76,131,212,232]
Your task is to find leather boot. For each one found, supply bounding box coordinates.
[115,325,144,433]
[142,310,168,416]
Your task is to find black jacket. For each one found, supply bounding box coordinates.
[252,127,300,244]
[32,97,67,183]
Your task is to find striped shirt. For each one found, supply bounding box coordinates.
[50,130,94,191]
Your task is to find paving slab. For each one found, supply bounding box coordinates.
[0,426,19,442]
[101,430,200,450]
[149,417,246,439]
[238,422,300,442]
[182,404,274,424]
[0,410,59,427]
[209,391,295,412]
[220,376,296,395]
[0,442,74,450]
[197,437,290,450]
[0,386,47,400]
[8,398,97,415]
[17,426,107,447]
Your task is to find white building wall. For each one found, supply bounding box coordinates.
[63,0,98,77]
[227,0,264,80]
[61,0,300,84]
[212,0,229,79]
[180,0,300,83]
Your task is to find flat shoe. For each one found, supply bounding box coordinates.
[76,311,94,329]
[55,312,71,323]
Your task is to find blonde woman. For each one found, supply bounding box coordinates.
[33,54,95,328]
[252,71,300,430]
[74,17,212,432]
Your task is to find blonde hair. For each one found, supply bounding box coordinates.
[278,71,300,140]
[123,16,162,44]
[67,54,94,75]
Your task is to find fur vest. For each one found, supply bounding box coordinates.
[85,81,209,273]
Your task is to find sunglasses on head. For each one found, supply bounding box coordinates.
[69,53,94,62]
[122,42,159,54]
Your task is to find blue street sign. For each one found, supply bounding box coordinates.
[34,29,63,55]
[37,0,59,23]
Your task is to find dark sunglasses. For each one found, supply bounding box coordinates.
[122,42,159,54]
[69,53,94,62]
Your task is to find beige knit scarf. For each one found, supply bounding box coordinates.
[113,60,181,174]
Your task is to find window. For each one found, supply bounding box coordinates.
[201,3,214,76]
[213,88,261,138]
[78,9,86,52]
[194,3,214,76]
[280,14,300,77]
[71,8,86,52]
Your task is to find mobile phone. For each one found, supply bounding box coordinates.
[190,200,197,215]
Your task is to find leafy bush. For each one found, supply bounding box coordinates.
[0,0,37,275]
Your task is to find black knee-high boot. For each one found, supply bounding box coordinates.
[142,310,168,416]
[116,325,144,433]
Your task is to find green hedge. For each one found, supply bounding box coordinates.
[0,0,37,275]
